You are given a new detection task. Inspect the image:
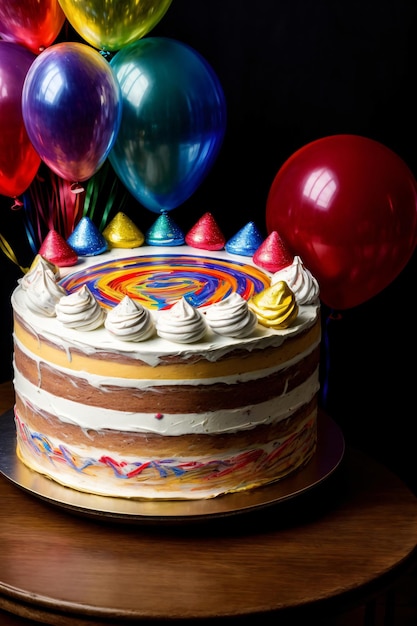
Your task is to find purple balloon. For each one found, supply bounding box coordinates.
[22,42,121,182]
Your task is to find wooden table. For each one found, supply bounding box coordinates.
[1,380,417,625]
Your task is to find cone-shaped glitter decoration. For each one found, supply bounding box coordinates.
[38,229,78,267]
[102,212,145,248]
[225,221,264,256]
[253,231,293,273]
[67,216,108,256]
[185,212,225,250]
[145,211,185,246]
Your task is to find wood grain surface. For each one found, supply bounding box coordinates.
[1,380,417,625]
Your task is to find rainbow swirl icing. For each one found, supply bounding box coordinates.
[59,254,271,311]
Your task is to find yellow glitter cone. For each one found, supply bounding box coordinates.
[102,212,145,248]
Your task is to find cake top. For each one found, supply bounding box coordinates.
[13,244,320,362]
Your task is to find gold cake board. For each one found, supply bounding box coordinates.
[0,409,344,523]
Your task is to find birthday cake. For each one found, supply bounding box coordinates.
[11,221,321,500]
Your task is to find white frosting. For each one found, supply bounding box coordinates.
[156,297,208,343]
[24,264,67,317]
[204,292,258,338]
[19,255,60,290]
[104,295,155,341]
[14,368,320,435]
[55,285,106,331]
[271,256,319,305]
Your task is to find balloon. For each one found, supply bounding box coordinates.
[0,0,66,55]
[57,0,172,51]
[0,41,41,198]
[265,134,417,310]
[22,42,122,183]
[109,37,227,214]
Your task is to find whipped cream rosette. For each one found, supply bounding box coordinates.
[271,255,319,305]
[105,295,155,341]
[156,297,207,343]
[19,255,60,290]
[55,284,105,331]
[248,280,298,329]
[23,263,67,317]
[205,292,258,338]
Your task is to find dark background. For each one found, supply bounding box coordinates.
[2,0,417,488]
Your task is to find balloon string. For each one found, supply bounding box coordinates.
[22,190,40,256]
[100,173,127,232]
[83,175,100,222]
[320,309,342,411]
[23,168,83,250]
[83,160,127,231]
[54,177,83,237]
[24,171,54,251]
[2,164,125,270]
[0,232,28,274]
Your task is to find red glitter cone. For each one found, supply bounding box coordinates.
[38,229,78,267]
[253,231,293,273]
[185,212,226,250]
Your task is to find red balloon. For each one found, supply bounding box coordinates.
[266,134,417,310]
[0,41,41,199]
[0,0,66,55]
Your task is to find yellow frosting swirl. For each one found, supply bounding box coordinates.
[248,280,298,329]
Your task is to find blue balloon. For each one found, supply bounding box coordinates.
[109,37,227,214]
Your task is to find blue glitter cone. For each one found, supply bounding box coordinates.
[225,221,264,256]
[67,216,108,256]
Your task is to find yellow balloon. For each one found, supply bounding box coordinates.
[58,0,173,51]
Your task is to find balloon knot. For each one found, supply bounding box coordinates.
[11,197,23,210]
[70,182,85,195]
[328,310,342,321]
[100,50,114,62]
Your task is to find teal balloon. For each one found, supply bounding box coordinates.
[109,37,227,214]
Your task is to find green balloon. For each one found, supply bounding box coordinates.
[109,37,227,213]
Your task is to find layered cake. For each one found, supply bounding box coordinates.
[11,243,321,500]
